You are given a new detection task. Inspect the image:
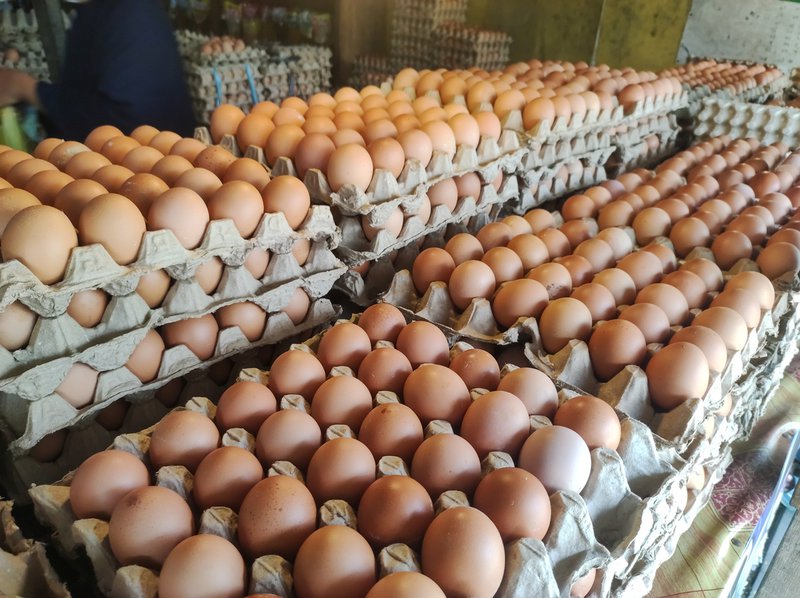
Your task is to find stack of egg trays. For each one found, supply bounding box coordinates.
[28,321,682,598]
[263,128,526,265]
[695,97,800,147]
[334,208,499,306]
[685,72,790,117]
[0,205,346,455]
[1,300,339,503]
[382,261,800,595]
[608,294,800,597]
[607,113,684,176]
[0,499,69,597]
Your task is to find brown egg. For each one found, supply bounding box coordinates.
[0,301,37,351]
[669,326,727,373]
[207,180,263,238]
[108,487,194,568]
[635,283,689,326]
[22,170,73,205]
[261,175,311,230]
[92,164,135,193]
[99,136,140,164]
[294,133,336,179]
[711,288,761,328]
[411,248,455,294]
[448,260,497,311]
[7,158,59,188]
[191,446,263,511]
[681,258,723,291]
[294,525,376,598]
[214,381,276,435]
[161,314,219,360]
[447,349,499,392]
[306,437,376,506]
[725,270,774,309]
[358,475,434,549]
[519,425,591,493]
[647,342,709,410]
[554,394,621,450]
[1,205,78,284]
[268,349,325,400]
[588,319,647,381]
[538,297,593,353]
[238,475,317,559]
[473,468,550,544]
[560,219,596,249]
[476,222,513,251]
[642,243,677,274]
[412,433,482,498]
[506,234,548,270]
[598,200,635,229]
[254,408,321,472]
[397,129,433,167]
[69,449,150,519]
[460,390,530,458]
[33,137,65,160]
[428,178,458,212]
[358,347,413,395]
[149,409,220,470]
[358,402,422,463]
[570,282,617,322]
[366,572,446,598]
[264,124,305,165]
[619,302,670,344]
[148,187,210,249]
[444,233,484,265]
[79,193,145,264]
[310,375,371,433]
[692,306,748,351]
[492,278,549,329]
[0,149,32,177]
[149,155,192,186]
[421,506,505,598]
[215,301,267,341]
[592,268,636,305]
[757,241,800,279]
[158,535,246,598]
[119,173,169,215]
[403,364,471,426]
[480,246,524,284]
[0,188,41,237]
[210,105,247,142]
[661,270,707,309]
[315,322,372,373]
[135,269,171,308]
[527,262,572,299]
[223,157,270,191]
[169,138,206,163]
[524,208,556,233]
[616,251,663,290]
[632,207,671,245]
[357,303,406,345]
[537,228,571,259]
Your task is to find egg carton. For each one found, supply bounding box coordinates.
[334,209,498,306]
[0,296,340,456]
[0,499,70,597]
[27,329,695,598]
[267,129,526,222]
[500,89,690,147]
[0,235,342,377]
[519,129,613,171]
[694,97,800,147]
[517,147,616,190]
[0,7,71,39]
[0,204,336,318]
[509,165,609,214]
[685,73,791,114]
[335,177,518,266]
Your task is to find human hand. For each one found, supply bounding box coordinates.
[0,69,38,108]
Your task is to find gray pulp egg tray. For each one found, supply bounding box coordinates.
[334,208,499,306]
[0,296,341,457]
[685,74,791,117]
[0,499,70,598]
[0,206,342,374]
[695,97,800,147]
[0,300,340,503]
[511,166,609,214]
[27,325,688,598]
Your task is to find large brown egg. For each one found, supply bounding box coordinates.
[0,301,37,351]
[85,125,123,152]
[327,143,374,192]
[23,170,73,205]
[161,314,219,360]
[317,322,372,373]
[460,390,530,458]
[527,262,573,299]
[79,193,145,264]
[358,347,413,395]
[261,175,311,230]
[403,364,471,426]
[294,525,377,598]
[365,572,445,598]
[124,329,165,382]
[570,282,617,322]
[757,241,800,279]
[711,287,762,328]
[662,270,707,309]
[158,535,246,598]
[1,205,78,284]
[519,425,591,493]
[395,321,449,368]
[358,475,434,548]
[447,260,496,311]
[692,306,748,350]
[192,447,263,510]
[473,467,550,543]
[681,258,723,292]
[646,342,709,410]
[592,268,636,305]
[306,437,376,506]
[255,409,321,471]
[148,187,210,249]
[358,402,423,463]
[149,409,220,470]
[669,326,727,373]
[412,247,456,294]
[492,278,549,329]
[616,251,663,290]
[588,319,647,381]
[215,380,276,434]
[412,433,482,499]
[119,173,169,215]
[69,449,150,519]
[238,475,317,560]
[357,303,407,344]
[725,270,774,310]
[553,395,621,450]
[538,297,593,354]
[268,349,326,400]
[311,375,373,432]
[108,486,194,568]
[635,283,689,326]
[0,188,41,236]
[210,104,246,142]
[618,302,670,344]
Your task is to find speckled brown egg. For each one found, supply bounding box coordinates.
[255,409,322,471]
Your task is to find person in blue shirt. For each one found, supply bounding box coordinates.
[0,0,195,140]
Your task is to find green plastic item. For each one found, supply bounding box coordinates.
[0,106,27,151]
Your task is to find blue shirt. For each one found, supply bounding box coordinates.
[37,0,195,140]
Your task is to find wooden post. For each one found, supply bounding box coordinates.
[31,0,66,79]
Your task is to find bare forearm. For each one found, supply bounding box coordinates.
[0,70,41,110]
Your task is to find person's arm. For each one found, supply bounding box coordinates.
[0,69,40,109]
